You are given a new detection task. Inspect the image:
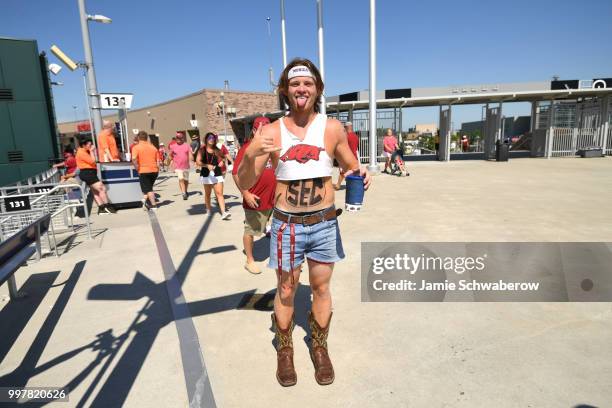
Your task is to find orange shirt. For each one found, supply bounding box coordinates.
[76,148,97,170]
[132,142,159,173]
[97,128,120,161]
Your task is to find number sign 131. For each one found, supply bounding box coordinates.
[100,93,133,109]
[3,196,31,212]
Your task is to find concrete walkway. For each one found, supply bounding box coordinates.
[1,157,612,407]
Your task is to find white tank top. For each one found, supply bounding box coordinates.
[275,113,333,181]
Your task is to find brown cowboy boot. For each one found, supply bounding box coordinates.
[271,313,297,387]
[308,311,335,385]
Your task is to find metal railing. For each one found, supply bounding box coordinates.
[549,127,605,157]
[0,183,92,257]
[0,168,60,196]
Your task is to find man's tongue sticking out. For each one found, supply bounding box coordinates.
[297,95,308,108]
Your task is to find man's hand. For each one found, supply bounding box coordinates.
[246,124,280,158]
[344,166,372,190]
[243,191,260,208]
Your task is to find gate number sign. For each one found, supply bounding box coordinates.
[100,93,134,109]
[3,196,31,212]
[35,186,52,194]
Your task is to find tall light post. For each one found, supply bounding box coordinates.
[77,0,111,141]
[368,0,378,173]
[316,0,326,114]
[266,17,276,91]
[72,105,78,123]
[280,0,288,68]
[220,80,229,140]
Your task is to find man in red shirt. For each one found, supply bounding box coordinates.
[334,121,360,190]
[461,135,469,152]
[53,148,78,182]
[232,116,275,274]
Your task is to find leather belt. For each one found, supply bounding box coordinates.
[273,206,340,226]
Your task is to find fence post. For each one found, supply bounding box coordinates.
[546,100,555,158]
[600,95,609,154]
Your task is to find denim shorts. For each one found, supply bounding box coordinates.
[267,208,345,272]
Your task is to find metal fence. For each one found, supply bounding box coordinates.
[0,183,91,256]
[550,127,604,157]
[0,168,60,196]
[328,109,402,163]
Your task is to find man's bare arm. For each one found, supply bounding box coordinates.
[237,125,279,190]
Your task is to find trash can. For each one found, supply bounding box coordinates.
[495,140,509,162]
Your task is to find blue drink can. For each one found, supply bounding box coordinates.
[345,174,365,211]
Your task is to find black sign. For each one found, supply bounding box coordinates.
[34,186,52,194]
[551,80,579,90]
[339,92,360,102]
[3,196,31,212]
[592,78,612,89]
[385,88,412,99]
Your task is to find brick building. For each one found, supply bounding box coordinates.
[57,88,278,149]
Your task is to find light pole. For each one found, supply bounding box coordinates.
[77,0,111,142]
[316,0,326,114]
[221,80,229,140]
[72,105,78,123]
[280,0,288,68]
[266,17,275,91]
[368,0,378,173]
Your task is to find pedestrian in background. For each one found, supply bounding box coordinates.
[53,148,78,182]
[334,121,359,190]
[461,135,469,152]
[132,131,161,211]
[232,116,275,274]
[158,142,167,172]
[97,120,120,162]
[383,128,399,174]
[129,135,139,157]
[169,132,191,200]
[196,132,231,219]
[76,139,116,214]
[190,133,201,173]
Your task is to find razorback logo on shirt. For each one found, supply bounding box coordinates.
[280,144,324,164]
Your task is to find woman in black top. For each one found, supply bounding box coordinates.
[196,132,231,219]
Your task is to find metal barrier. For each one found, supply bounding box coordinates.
[550,128,575,157]
[0,168,60,196]
[606,126,612,155]
[0,183,92,257]
[550,127,605,157]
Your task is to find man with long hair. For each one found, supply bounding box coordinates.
[237,58,371,386]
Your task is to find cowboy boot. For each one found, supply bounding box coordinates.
[308,311,335,385]
[271,313,297,387]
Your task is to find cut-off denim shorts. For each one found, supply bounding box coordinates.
[267,206,345,272]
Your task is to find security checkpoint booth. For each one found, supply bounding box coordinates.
[94,94,143,207]
[324,78,612,163]
[229,77,612,165]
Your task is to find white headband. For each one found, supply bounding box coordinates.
[287,65,313,79]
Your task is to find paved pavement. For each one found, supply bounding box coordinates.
[1,157,612,407]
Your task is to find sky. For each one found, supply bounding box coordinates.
[2,0,612,129]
